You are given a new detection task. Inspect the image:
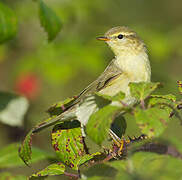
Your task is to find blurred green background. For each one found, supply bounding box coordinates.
[0,0,182,178]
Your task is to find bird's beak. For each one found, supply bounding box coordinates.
[96,36,110,41]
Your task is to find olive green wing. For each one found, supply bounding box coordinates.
[75,59,122,101]
[33,59,122,133]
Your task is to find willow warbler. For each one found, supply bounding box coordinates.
[33,26,151,133]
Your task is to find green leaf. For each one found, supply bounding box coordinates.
[129,82,160,101]
[75,152,101,168]
[130,152,182,179]
[39,0,62,41]
[82,164,118,180]
[95,91,125,102]
[86,105,120,145]
[148,94,177,114]
[148,94,182,124]
[0,92,29,127]
[0,143,51,168]
[148,94,176,107]
[31,162,65,178]
[106,161,132,180]
[134,107,170,137]
[111,91,125,101]
[47,97,76,116]
[150,94,176,102]
[0,2,17,43]
[19,130,34,165]
[85,151,182,180]
[108,152,182,180]
[19,115,62,165]
[52,120,99,170]
[177,80,182,95]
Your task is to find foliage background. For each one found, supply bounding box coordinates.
[0,0,182,179]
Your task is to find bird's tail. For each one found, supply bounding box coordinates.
[32,110,77,133]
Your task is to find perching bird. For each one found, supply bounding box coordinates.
[32,26,151,133]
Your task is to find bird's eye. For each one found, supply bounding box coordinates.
[117,34,123,39]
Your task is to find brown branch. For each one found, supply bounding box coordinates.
[64,172,80,179]
[135,142,182,159]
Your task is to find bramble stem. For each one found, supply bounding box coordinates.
[64,172,79,179]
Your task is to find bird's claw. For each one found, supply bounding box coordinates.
[108,130,148,158]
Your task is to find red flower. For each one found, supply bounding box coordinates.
[15,73,40,99]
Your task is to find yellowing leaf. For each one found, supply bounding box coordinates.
[31,162,65,178]
[52,120,99,170]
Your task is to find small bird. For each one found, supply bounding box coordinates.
[33,26,151,133]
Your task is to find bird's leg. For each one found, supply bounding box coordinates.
[109,129,127,156]
[109,129,148,157]
[109,129,122,147]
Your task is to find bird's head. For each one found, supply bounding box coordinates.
[97,26,147,56]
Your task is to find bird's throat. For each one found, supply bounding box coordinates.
[115,52,151,82]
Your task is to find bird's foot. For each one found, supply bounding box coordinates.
[108,129,148,158]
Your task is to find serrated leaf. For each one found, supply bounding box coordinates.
[148,94,182,124]
[0,143,52,168]
[111,91,125,101]
[19,115,66,165]
[0,92,29,127]
[47,97,76,116]
[86,105,120,145]
[148,94,177,114]
[148,94,176,108]
[95,91,125,102]
[39,0,62,41]
[76,152,101,168]
[31,162,65,178]
[18,130,34,165]
[134,107,170,137]
[52,120,98,170]
[150,94,176,102]
[129,82,160,101]
[0,2,17,43]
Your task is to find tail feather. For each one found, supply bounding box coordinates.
[32,110,77,133]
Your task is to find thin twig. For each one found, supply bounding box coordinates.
[64,172,79,179]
